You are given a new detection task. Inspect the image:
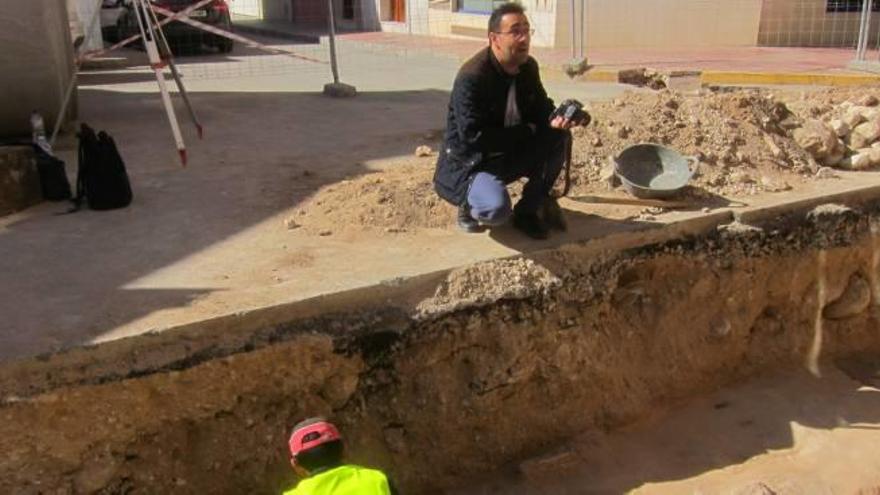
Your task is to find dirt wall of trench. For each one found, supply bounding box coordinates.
[3,203,880,494]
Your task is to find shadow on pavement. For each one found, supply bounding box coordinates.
[0,87,449,363]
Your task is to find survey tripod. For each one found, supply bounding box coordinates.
[130,0,203,166]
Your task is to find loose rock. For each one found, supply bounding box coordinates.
[858,94,879,107]
[793,120,840,160]
[823,272,872,319]
[829,119,850,138]
[840,152,873,170]
[815,166,839,179]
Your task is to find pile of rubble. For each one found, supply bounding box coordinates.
[295,87,880,233]
[789,94,880,170]
[568,88,816,197]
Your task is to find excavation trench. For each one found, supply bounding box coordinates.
[3,200,880,494]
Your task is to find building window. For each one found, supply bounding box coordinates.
[343,0,354,19]
[827,0,880,12]
[458,0,507,14]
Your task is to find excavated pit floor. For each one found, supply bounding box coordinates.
[4,188,880,494]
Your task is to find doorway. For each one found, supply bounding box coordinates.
[391,0,405,22]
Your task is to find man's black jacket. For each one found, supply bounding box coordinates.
[433,47,556,206]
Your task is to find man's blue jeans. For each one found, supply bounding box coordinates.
[466,128,570,225]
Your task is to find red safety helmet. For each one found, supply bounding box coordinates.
[288,419,342,458]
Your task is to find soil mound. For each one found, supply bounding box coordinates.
[296,87,880,234]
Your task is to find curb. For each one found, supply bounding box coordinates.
[549,66,880,87]
[701,70,880,87]
[231,23,321,44]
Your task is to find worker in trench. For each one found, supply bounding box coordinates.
[282,417,400,495]
[433,2,591,240]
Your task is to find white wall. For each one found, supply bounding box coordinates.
[556,0,762,49]
[228,0,263,17]
[74,0,103,51]
[1,0,76,137]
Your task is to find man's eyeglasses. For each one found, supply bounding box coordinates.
[494,28,535,39]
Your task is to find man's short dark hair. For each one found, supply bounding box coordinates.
[488,2,526,34]
[295,439,344,473]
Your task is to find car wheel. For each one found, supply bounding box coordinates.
[216,37,233,53]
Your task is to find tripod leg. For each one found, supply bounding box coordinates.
[147,4,204,139]
[133,0,188,166]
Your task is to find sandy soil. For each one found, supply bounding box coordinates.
[451,364,880,495]
[297,86,880,234]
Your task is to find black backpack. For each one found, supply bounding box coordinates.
[73,123,133,211]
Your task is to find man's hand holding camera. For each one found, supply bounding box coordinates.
[549,99,591,130]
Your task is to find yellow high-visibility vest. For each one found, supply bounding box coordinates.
[283,465,392,495]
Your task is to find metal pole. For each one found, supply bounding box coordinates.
[569,0,576,60]
[146,2,204,139]
[867,0,875,60]
[857,0,872,61]
[855,0,866,61]
[50,0,105,147]
[327,0,341,84]
[134,0,188,165]
[579,0,586,60]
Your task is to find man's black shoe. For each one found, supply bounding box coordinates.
[542,197,567,231]
[457,203,482,233]
[513,210,550,240]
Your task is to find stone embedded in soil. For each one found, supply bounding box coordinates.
[808,203,854,222]
[732,482,778,495]
[823,272,872,320]
[718,220,764,236]
[518,450,582,482]
[709,316,732,340]
[383,426,407,453]
[415,145,433,157]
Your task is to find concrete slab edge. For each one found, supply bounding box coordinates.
[734,182,880,225]
[5,180,880,398]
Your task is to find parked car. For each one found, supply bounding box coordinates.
[117,0,234,53]
[101,0,126,42]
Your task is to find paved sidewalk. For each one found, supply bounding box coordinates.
[338,31,868,74]
[225,16,880,84]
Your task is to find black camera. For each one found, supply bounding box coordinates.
[550,99,590,127]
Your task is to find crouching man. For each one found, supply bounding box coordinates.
[433,2,588,239]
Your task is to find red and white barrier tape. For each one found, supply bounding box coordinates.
[150,5,327,64]
[78,0,215,63]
